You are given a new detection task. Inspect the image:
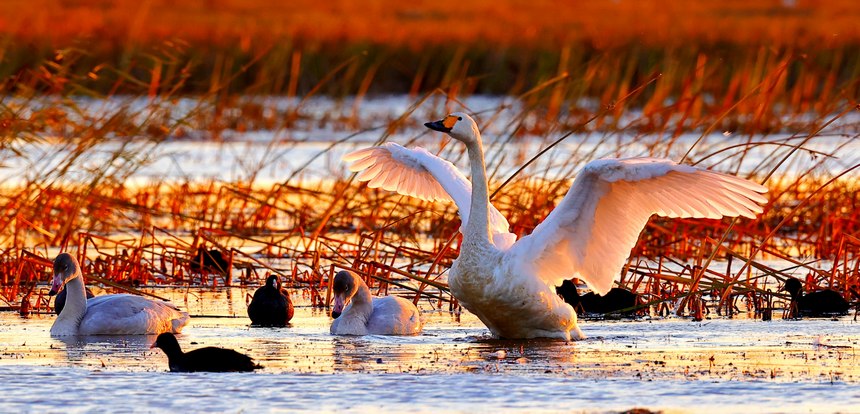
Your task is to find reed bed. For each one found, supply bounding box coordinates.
[2,88,859,317]
[2,143,859,317]
[1,0,859,318]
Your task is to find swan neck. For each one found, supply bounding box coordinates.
[464,137,492,246]
[348,283,374,317]
[56,273,87,327]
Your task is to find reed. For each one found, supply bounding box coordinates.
[2,1,859,317]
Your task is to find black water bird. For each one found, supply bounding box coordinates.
[54,287,95,314]
[248,274,294,326]
[781,277,849,317]
[189,248,229,275]
[556,280,639,316]
[150,333,262,372]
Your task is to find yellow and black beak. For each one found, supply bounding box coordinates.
[424,115,458,133]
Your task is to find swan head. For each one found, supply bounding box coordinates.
[265,274,280,289]
[331,270,359,319]
[49,253,80,296]
[425,112,480,144]
[780,277,803,299]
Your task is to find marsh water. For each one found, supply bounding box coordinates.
[1,288,859,413]
[4,96,860,412]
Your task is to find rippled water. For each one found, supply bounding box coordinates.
[1,288,859,412]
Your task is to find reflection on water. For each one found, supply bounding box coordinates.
[54,335,157,365]
[1,367,859,413]
[1,288,858,412]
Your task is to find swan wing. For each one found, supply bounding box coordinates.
[344,143,515,249]
[506,157,768,295]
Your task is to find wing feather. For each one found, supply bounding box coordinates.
[344,143,516,248]
[506,157,767,295]
[348,155,378,172]
[356,162,384,182]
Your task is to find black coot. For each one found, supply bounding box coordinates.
[556,280,639,315]
[189,248,229,275]
[150,333,262,372]
[248,274,294,326]
[781,277,849,317]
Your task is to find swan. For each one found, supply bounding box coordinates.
[49,253,190,336]
[556,280,639,316]
[330,270,422,335]
[343,112,768,340]
[150,333,262,372]
[248,274,294,326]
[781,277,849,317]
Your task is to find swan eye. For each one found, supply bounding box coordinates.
[457,117,462,121]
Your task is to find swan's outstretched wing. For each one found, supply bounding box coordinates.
[344,143,516,249]
[506,158,768,295]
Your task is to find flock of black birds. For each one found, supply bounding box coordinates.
[555,277,852,319]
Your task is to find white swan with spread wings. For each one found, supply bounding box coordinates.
[344,113,767,340]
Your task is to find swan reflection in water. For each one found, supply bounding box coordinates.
[53,335,157,368]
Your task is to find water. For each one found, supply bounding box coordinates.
[2,289,858,412]
[3,369,859,413]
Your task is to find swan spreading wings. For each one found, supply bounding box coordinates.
[344,113,767,340]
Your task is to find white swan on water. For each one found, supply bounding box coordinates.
[330,270,422,336]
[49,253,190,336]
[344,112,768,340]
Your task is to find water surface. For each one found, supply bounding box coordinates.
[2,288,858,412]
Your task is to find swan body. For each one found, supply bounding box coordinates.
[330,270,422,336]
[49,253,190,336]
[344,112,767,340]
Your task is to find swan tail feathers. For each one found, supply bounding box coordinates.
[171,311,191,333]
